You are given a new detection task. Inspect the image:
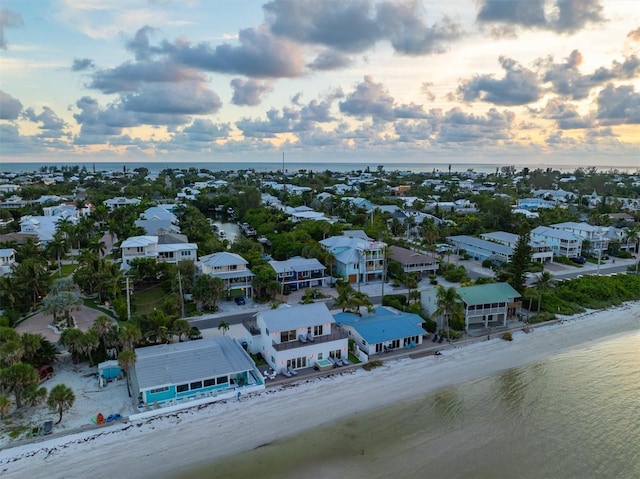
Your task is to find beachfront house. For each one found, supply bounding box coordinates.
[421,283,521,331]
[320,231,386,284]
[242,303,349,374]
[130,336,264,406]
[334,306,425,356]
[268,256,326,293]
[198,251,254,299]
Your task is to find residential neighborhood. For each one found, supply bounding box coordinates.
[0,163,639,448]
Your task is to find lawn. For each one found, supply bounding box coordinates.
[131,283,172,316]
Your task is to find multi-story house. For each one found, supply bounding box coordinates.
[530,226,583,258]
[198,252,254,298]
[421,283,522,332]
[388,245,438,278]
[549,222,609,255]
[0,248,16,276]
[320,231,386,284]
[480,232,554,263]
[242,303,349,374]
[268,256,326,293]
[120,235,197,270]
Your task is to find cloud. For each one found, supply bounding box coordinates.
[436,107,515,143]
[263,0,462,56]
[457,56,541,105]
[339,75,429,120]
[22,106,68,137]
[230,78,274,106]
[476,0,605,35]
[0,90,23,119]
[307,50,352,70]
[121,82,221,115]
[548,0,605,34]
[125,25,165,61]
[72,58,95,71]
[88,60,204,94]
[171,25,305,78]
[541,50,640,100]
[595,83,640,125]
[629,27,640,42]
[534,99,593,129]
[0,8,23,49]
[235,107,300,138]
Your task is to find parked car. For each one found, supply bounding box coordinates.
[571,256,586,264]
[234,296,246,305]
[189,327,202,340]
[38,365,54,383]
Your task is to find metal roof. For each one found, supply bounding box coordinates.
[268,256,325,274]
[447,235,513,255]
[200,252,249,268]
[134,336,254,390]
[456,283,520,305]
[334,307,424,344]
[259,302,334,332]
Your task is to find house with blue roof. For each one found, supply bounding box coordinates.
[334,306,425,355]
[131,335,264,406]
[242,303,348,374]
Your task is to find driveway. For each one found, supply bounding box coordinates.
[15,305,106,343]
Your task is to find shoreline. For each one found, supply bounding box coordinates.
[1,302,639,478]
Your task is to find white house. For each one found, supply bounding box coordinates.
[0,248,16,276]
[104,197,141,210]
[243,303,349,374]
[334,306,424,356]
[530,226,583,258]
[268,256,326,292]
[120,235,197,269]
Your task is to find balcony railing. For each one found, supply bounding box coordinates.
[242,319,261,336]
[272,329,348,351]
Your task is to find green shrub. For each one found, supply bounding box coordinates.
[422,318,437,333]
[382,294,407,306]
[501,331,513,341]
[363,360,383,371]
[430,279,438,285]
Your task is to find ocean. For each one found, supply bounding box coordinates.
[2,160,639,176]
[176,329,640,479]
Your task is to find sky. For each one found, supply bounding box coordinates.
[0,0,639,168]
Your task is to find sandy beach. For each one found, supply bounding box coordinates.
[1,302,639,479]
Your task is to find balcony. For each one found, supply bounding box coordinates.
[243,319,261,336]
[272,329,348,352]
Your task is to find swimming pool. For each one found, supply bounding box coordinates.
[314,359,334,371]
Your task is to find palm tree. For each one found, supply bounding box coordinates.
[0,340,24,367]
[532,271,555,313]
[434,286,463,341]
[86,236,107,258]
[46,235,69,276]
[0,363,38,408]
[118,323,141,352]
[172,319,191,342]
[47,383,75,424]
[403,273,419,306]
[218,320,230,336]
[118,349,137,398]
[80,330,99,366]
[60,328,85,363]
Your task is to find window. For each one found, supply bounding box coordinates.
[190,381,202,390]
[318,352,323,360]
[176,384,188,393]
[280,329,297,342]
[203,378,215,387]
[313,325,324,336]
[216,376,228,385]
[150,386,169,394]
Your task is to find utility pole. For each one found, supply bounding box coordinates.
[126,276,131,322]
[177,271,185,318]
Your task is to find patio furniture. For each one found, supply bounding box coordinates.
[42,420,53,435]
[307,333,315,342]
[342,357,351,365]
[288,366,298,376]
[298,334,307,343]
[281,368,292,377]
